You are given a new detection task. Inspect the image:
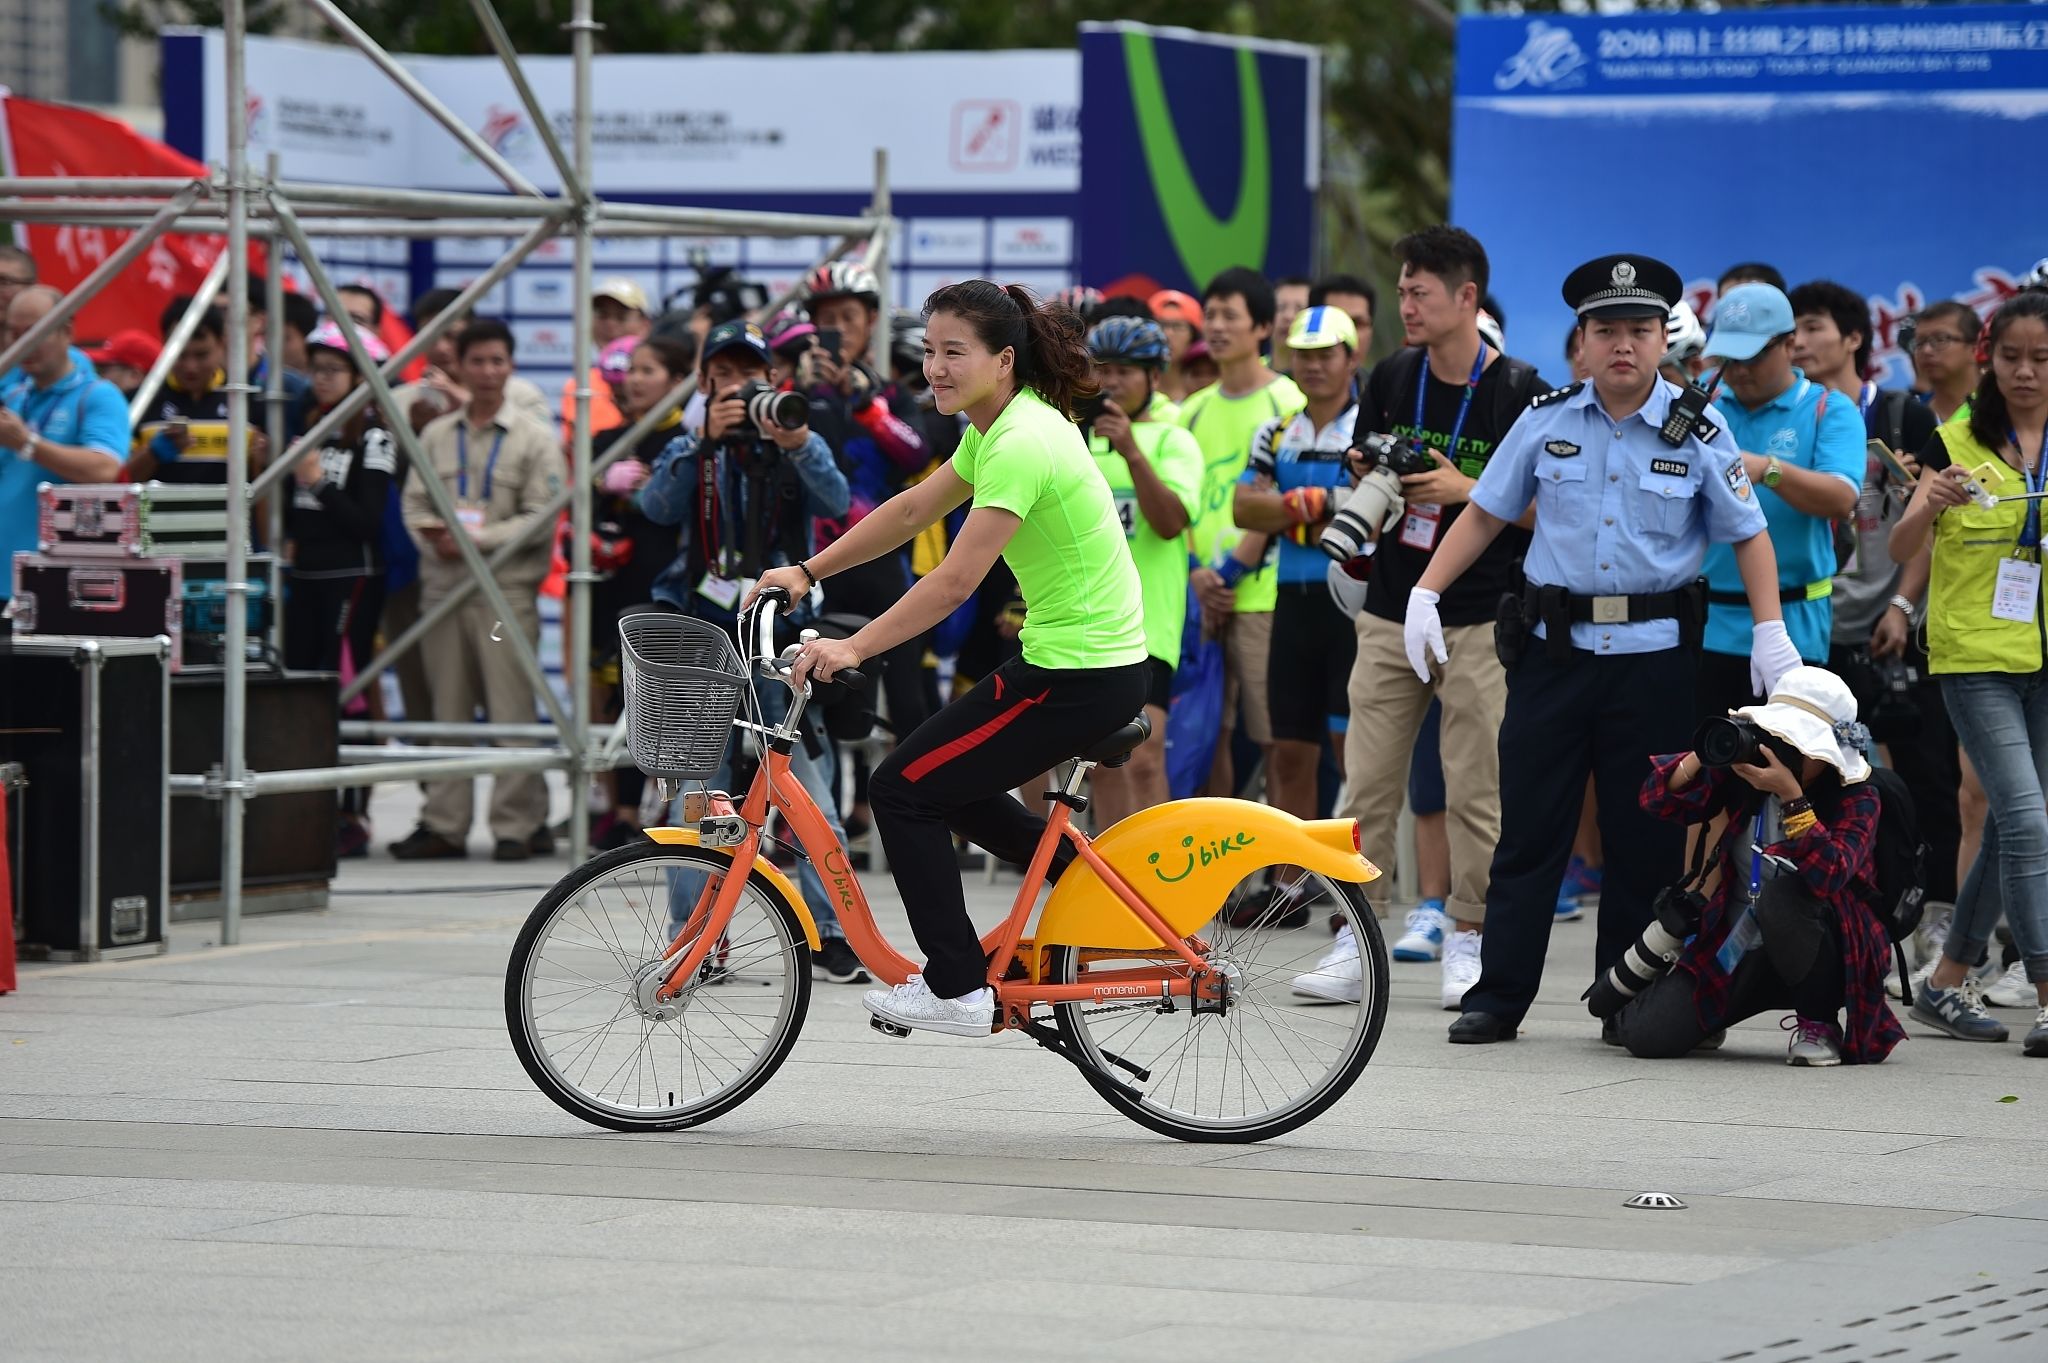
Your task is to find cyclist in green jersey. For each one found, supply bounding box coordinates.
[1083,314,1204,824]
[754,281,1150,1037]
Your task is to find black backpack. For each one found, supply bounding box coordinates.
[1863,766,1929,1001]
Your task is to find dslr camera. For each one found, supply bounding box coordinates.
[1320,433,1425,562]
[1693,714,1802,771]
[724,380,809,447]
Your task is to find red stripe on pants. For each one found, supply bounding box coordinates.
[902,690,1048,783]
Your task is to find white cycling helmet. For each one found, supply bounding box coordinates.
[1663,300,1707,368]
[2022,257,2048,291]
[1476,309,1505,355]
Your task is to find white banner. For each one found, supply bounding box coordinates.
[204,33,1081,195]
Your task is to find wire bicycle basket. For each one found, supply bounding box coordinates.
[618,612,748,782]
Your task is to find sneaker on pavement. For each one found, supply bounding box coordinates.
[1559,855,1602,902]
[814,936,871,985]
[1292,925,1362,1004]
[1441,929,1481,1011]
[1889,954,1937,1003]
[390,825,465,860]
[1910,980,2011,1042]
[1784,1015,1844,1067]
[1392,900,1447,962]
[1910,906,1953,969]
[1985,960,2034,1009]
[1553,893,1585,924]
[2027,1007,2048,1059]
[862,975,994,1037]
[492,838,532,863]
[528,826,556,857]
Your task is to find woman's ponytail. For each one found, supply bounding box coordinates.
[923,279,1099,418]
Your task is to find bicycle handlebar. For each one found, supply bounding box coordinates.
[742,584,866,691]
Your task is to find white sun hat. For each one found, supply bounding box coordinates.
[1733,665,1872,783]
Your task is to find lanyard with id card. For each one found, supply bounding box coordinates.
[1397,342,1488,552]
[1993,430,2047,624]
[456,424,504,537]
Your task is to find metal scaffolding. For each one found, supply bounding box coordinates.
[0,0,894,943]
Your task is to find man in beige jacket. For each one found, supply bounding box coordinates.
[392,319,566,861]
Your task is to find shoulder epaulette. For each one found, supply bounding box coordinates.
[1529,382,1583,409]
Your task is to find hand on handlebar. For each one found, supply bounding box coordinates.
[743,566,812,612]
[790,635,863,688]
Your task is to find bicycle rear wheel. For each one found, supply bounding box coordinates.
[505,841,811,1132]
[1049,864,1386,1142]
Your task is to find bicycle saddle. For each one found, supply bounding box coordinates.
[1077,713,1151,768]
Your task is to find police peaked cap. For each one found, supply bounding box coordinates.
[1564,255,1683,320]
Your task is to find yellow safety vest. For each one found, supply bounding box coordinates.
[1927,420,2044,675]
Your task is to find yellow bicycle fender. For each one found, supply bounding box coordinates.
[643,827,822,951]
[1034,799,1380,952]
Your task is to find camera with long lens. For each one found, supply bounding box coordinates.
[1319,433,1415,563]
[1693,714,1802,770]
[1841,646,1922,741]
[1584,881,1706,1019]
[729,379,808,442]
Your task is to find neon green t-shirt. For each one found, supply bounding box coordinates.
[1178,372,1305,614]
[952,388,1148,671]
[1088,396,1204,670]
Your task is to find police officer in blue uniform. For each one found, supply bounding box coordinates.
[1404,254,1802,1044]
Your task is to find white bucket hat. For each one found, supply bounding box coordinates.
[1733,665,1872,783]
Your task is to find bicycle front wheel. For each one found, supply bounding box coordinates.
[505,841,811,1132]
[1049,864,1386,1142]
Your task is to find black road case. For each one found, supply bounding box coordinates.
[0,635,169,959]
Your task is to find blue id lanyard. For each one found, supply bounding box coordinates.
[1413,342,1488,467]
[2011,426,2047,549]
[1714,811,1770,975]
[456,424,505,502]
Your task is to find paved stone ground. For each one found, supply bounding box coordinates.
[5,785,2047,1362]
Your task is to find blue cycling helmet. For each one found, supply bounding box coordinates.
[1086,315,1171,370]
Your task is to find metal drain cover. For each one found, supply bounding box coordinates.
[1625,1192,1688,1210]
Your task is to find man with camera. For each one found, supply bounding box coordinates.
[1229,306,1363,862]
[634,319,867,983]
[1409,254,1799,1045]
[1305,227,1548,1009]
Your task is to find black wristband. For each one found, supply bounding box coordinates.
[1782,795,1813,818]
[797,560,818,589]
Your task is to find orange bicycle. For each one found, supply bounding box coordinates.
[505,590,1388,1142]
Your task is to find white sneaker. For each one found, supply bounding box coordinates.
[1292,924,1363,1004]
[1392,901,1447,962]
[1889,954,1937,1002]
[1441,930,1482,1012]
[862,974,994,1037]
[1984,960,2034,1009]
[1910,908,1952,969]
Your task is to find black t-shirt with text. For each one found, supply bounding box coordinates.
[1359,347,1549,627]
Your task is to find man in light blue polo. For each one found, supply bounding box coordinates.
[0,285,128,627]
[1693,282,1864,723]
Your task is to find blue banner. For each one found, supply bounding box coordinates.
[1077,23,1318,297]
[1453,5,2048,385]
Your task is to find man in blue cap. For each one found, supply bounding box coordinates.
[1693,282,1864,725]
[1406,253,1799,1044]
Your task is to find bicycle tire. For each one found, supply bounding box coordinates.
[505,840,812,1133]
[1049,874,1387,1143]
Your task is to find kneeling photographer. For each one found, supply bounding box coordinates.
[635,320,872,984]
[1603,667,1905,1065]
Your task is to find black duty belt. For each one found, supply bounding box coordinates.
[1535,586,1690,624]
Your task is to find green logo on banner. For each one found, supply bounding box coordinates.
[1123,31,1270,286]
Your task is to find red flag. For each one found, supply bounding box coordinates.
[0,94,267,346]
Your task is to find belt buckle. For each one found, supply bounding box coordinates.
[1590,595,1629,625]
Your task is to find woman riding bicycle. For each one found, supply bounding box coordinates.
[751,280,1150,1037]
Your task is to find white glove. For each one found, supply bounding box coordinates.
[1405,587,1448,683]
[1750,619,1801,698]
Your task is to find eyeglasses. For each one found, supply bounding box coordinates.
[1914,333,1967,351]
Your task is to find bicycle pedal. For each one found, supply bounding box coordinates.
[869,1016,912,1039]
